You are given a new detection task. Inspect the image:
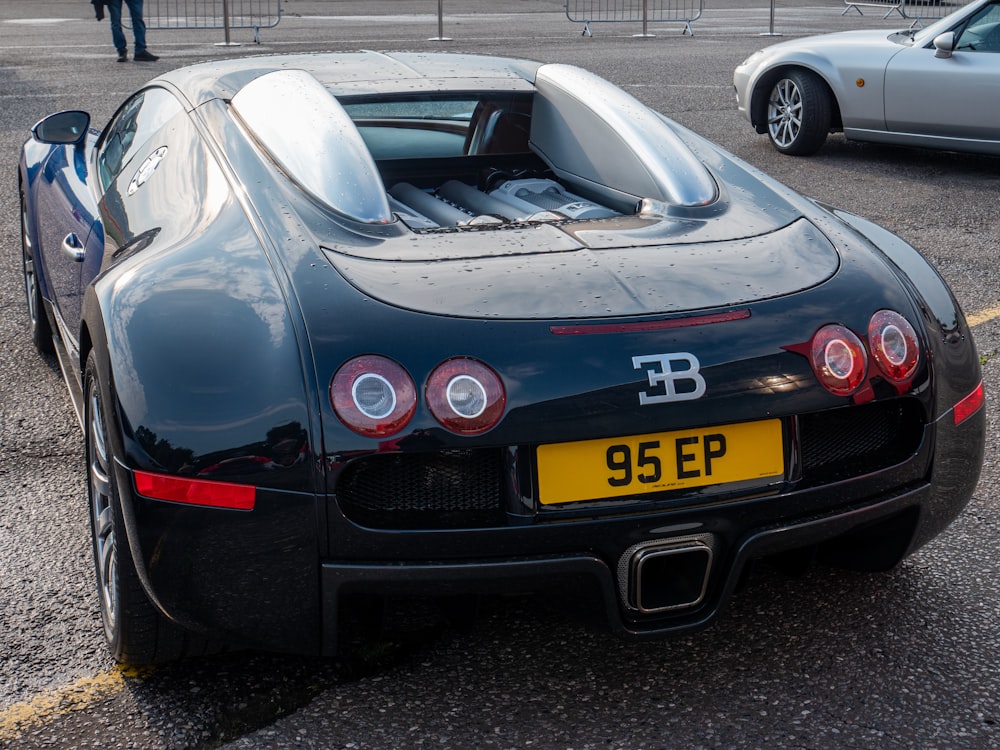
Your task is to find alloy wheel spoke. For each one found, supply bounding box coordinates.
[21,200,32,253]
[778,81,792,107]
[90,453,111,497]
[767,78,805,148]
[22,224,37,324]
[96,503,114,540]
[89,395,107,466]
[101,534,118,622]
[24,271,37,323]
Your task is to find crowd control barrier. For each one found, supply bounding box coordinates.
[126,0,282,44]
[565,0,704,37]
[843,0,968,26]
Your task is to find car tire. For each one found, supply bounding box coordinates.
[20,184,54,354]
[85,353,196,665]
[765,70,831,156]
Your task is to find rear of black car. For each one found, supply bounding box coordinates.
[310,219,984,652]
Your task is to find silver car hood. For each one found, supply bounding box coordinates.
[753,28,909,59]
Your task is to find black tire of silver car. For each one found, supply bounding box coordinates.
[85,353,191,665]
[765,70,831,156]
[20,184,54,354]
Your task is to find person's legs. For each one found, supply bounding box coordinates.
[123,0,147,53]
[106,0,127,58]
[123,0,158,60]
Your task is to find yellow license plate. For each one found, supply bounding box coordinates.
[536,419,784,505]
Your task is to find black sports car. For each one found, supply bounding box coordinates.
[19,52,985,664]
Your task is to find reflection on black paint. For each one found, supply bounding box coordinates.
[135,421,308,479]
[112,226,161,261]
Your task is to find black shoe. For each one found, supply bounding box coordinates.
[134,50,159,62]
[117,49,127,62]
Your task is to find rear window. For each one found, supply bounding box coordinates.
[342,94,533,160]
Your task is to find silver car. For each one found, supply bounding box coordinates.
[734,0,1000,155]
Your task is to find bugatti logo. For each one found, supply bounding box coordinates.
[127,146,168,196]
[632,352,706,405]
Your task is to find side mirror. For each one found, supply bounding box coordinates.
[933,31,956,59]
[31,111,91,145]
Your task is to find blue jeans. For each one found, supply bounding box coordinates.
[107,0,148,54]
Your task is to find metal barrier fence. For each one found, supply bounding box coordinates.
[565,0,704,37]
[126,0,281,44]
[843,0,969,26]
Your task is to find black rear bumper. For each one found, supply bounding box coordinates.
[320,481,931,655]
[122,398,983,656]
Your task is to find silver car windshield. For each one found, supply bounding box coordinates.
[911,0,991,46]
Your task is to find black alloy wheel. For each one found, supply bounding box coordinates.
[20,185,53,353]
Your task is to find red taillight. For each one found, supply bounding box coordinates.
[953,382,984,426]
[426,357,506,435]
[331,355,417,437]
[810,324,868,396]
[868,310,920,384]
[133,471,255,510]
[802,311,922,397]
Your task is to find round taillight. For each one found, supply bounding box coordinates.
[810,324,868,396]
[427,358,505,435]
[868,310,919,384]
[331,355,416,437]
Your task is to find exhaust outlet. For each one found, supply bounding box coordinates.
[618,536,714,614]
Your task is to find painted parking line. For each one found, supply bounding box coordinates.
[0,666,151,742]
[3,19,78,24]
[967,304,1000,329]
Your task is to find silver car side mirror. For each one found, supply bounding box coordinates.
[933,31,955,59]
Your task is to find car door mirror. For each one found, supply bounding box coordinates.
[32,111,91,145]
[933,31,956,59]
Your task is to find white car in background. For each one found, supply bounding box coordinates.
[734,0,1000,155]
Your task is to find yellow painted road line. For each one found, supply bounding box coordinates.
[0,666,150,742]
[968,304,1000,329]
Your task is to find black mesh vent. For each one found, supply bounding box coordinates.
[337,449,504,529]
[336,400,925,530]
[799,399,924,483]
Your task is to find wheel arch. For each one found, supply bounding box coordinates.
[80,264,325,655]
[17,164,49,303]
[750,64,843,135]
[80,241,320,484]
[18,140,54,261]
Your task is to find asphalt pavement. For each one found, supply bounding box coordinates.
[2,1,999,748]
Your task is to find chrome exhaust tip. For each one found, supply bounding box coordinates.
[618,536,714,614]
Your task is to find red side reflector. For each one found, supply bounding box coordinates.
[133,471,256,510]
[953,382,984,426]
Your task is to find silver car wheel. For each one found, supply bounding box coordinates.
[762,69,831,156]
[767,77,802,149]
